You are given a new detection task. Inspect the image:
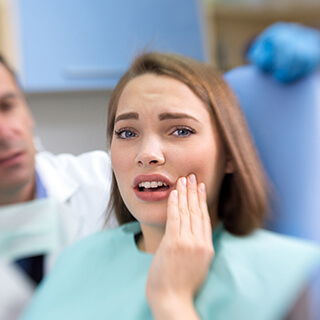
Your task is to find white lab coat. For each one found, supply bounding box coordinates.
[0,150,115,320]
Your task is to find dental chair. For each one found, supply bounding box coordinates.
[224,65,320,243]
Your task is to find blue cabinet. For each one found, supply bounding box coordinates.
[14,0,206,92]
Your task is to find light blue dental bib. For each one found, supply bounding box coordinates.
[21,222,320,320]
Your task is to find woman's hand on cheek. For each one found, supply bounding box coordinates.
[146,174,214,320]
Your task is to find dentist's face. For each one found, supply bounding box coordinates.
[111,74,227,227]
[0,63,35,198]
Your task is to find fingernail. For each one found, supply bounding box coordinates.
[199,183,206,193]
[171,190,178,198]
[181,177,187,187]
[188,174,196,184]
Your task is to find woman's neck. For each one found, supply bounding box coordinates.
[138,224,166,253]
[137,208,219,254]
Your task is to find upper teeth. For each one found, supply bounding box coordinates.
[138,181,168,188]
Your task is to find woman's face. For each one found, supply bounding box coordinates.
[111,73,230,228]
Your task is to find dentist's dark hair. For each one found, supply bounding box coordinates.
[0,54,17,80]
[0,53,22,89]
[106,52,268,236]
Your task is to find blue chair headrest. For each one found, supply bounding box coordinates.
[225,65,320,242]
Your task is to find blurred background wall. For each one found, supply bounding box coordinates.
[0,0,319,154]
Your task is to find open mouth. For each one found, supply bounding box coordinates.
[133,175,173,201]
[137,181,170,192]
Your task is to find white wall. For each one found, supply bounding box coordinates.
[26,90,112,155]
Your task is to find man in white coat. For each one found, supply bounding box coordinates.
[0,55,115,319]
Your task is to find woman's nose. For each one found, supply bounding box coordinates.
[135,139,165,167]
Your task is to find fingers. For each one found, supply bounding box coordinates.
[165,190,180,237]
[174,175,212,240]
[176,177,191,236]
[198,183,212,243]
[187,174,203,236]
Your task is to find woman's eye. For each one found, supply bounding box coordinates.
[114,129,137,139]
[172,127,194,137]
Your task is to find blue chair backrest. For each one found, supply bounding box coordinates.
[224,65,320,242]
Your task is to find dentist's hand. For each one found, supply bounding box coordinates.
[146,174,214,320]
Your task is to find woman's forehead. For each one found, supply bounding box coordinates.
[116,74,208,115]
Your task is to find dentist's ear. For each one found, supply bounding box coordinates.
[225,157,234,174]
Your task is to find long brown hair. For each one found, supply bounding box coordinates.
[107,52,268,236]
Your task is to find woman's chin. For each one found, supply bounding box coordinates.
[129,203,168,226]
[138,213,168,228]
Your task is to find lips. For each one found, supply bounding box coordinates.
[133,174,173,202]
[0,152,24,167]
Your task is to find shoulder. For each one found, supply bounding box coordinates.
[221,228,320,259]
[35,151,113,227]
[217,229,320,306]
[200,228,320,319]
[35,150,112,190]
[52,222,138,269]
[36,150,111,172]
[215,228,320,275]
[59,222,138,255]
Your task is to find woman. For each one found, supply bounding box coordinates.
[21,53,320,320]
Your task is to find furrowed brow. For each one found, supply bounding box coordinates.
[158,112,199,122]
[115,112,139,123]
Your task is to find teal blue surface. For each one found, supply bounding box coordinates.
[21,222,320,320]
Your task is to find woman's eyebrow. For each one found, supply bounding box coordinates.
[158,112,199,122]
[115,112,139,123]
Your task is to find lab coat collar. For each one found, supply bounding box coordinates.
[35,152,79,204]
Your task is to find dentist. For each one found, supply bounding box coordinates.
[0,55,114,320]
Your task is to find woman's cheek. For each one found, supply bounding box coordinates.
[111,149,129,174]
